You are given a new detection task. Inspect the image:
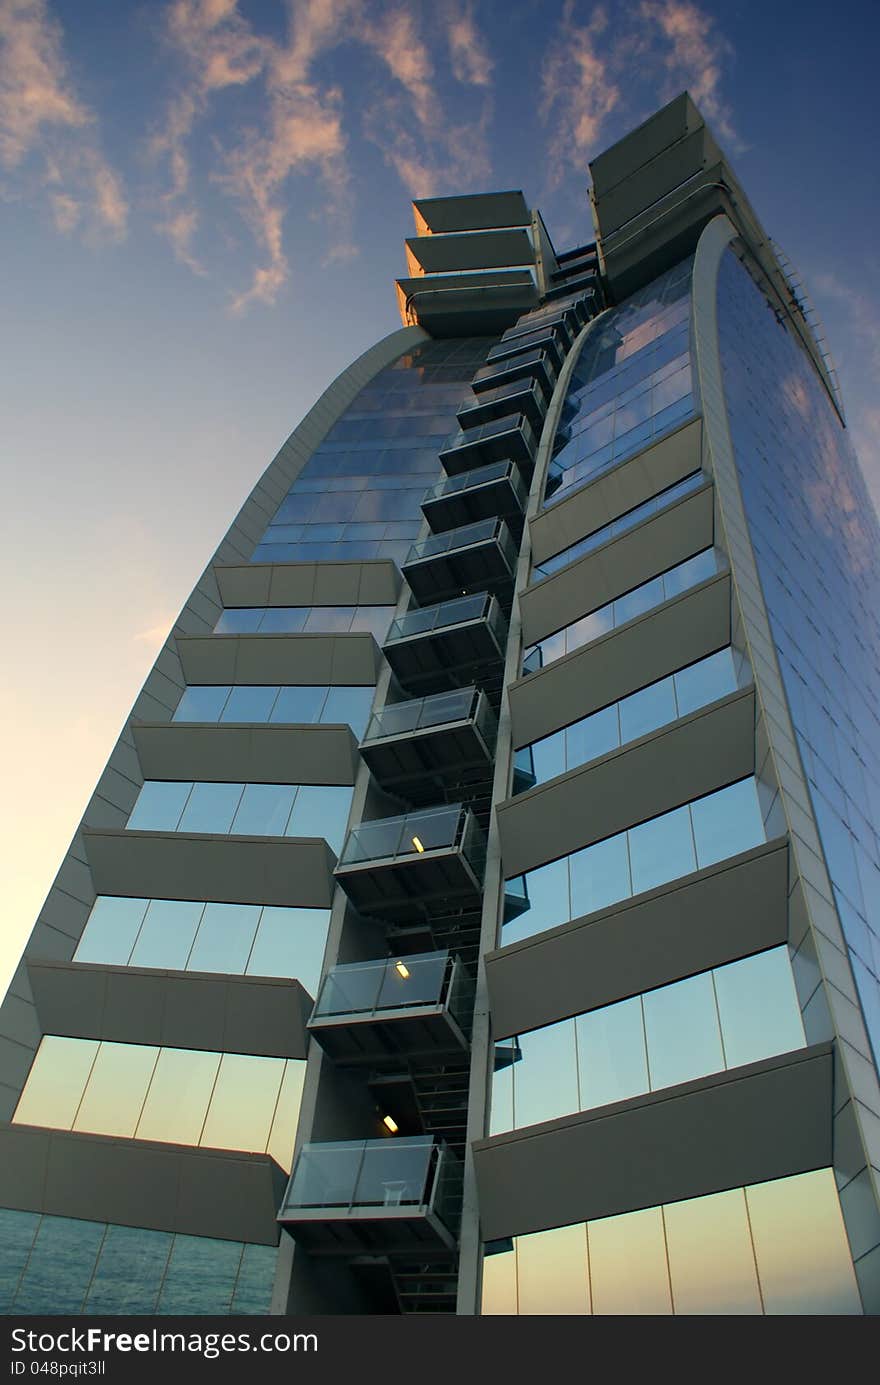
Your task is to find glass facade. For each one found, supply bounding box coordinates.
[13,1037,304,1170]
[173,683,375,738]
[532,471,703,582]
[491,947,804,1133]
[215,606,394,640]
[126,781,353,854]
[74,897,331,993]
[0,1209,276,1316]
[503,777,766,945]
[717,249,880,1064]
[522,548,722,675]
[481,1168,861,1315]
[514,647,746,792]
[543,257,695,507]
[251,339,491,565]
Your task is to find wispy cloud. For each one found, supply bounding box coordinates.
[361,2,494,199]
[445,2,493,88]
[540,0,738,187]
[541,3,621,187]
[640,0,739,149]
[0,0,128,237]
[813,270,880,502]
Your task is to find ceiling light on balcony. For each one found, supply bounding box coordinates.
[412,836,425,853]
[395,961,411,979]
[383,1115,399,1134]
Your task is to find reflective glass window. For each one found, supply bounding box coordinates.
[674,648,739,716]
[569,833,632,919]
[629,805,696,895]
[74,896,150,966]
[517,1223,589,1315]
[156,1237,242,1315]
[129,899,204,970]
[588,1207,672,1315]
[177,781,243,834]
[322,686,374,737]
[271,686,326,724]
[231,1244,278,1315]
[84,1225,171,1315]
[513,1024,578,1129]
[199,1054,285,1154]
[642,971,724,1089]
[230,783,295,837]
[221,686,279,722]
[0,1209,39,1312]
[618,676,677,744]
[575,997,648,1110]
[174,686,230,722]
[745,1169,861,1314]
[713,948,805,1069]
[247,906,331,992]
[663,1189,762,1314]
[691,776,764,867]
[216,609,262,633]
[72,1041,158,1137]
[187,902,261,975]
[127,780,191,832]
[286,785,352,853]
[13,1216,105,1315]
[135,1048,219,1145]
[13,1036,99,1131]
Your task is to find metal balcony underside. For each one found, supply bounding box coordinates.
[282,1204,458,1256]
[309,1006,469,1067]
[360,718,494,797]
[485,331,565,373]
[456,378,548,433]
[439,416,535,476]
[401,530,516,605]
[471,348,557,400]
[335,846,483,921]
[421,462,527,534]
[382,609,506,695]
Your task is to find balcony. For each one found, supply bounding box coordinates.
[484,328,566,373]
[359,687,497,797]
[439,414,537,477]
[308,950,473,1066]
[401,518,518,604]
[471,346,558,400]
[456,376,549,433]
[499,313,574,355]
[334,805,486,920]
[421,460,527,534]
[279,1136,462,1254]
[382,593,507,694]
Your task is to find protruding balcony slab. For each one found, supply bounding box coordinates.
[401,519,517,605]
[456,376,549,433]
[439,414,536,476]
[309,951,472,1066]
[359,688,497,797]
[334,805,486,921]
[421,461,527,534]
[279,1137,461,1255]
[382,594,507,695]
[471,347,557,400]
[485,328,566,373]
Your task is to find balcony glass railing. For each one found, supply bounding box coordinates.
[285,1137,452,1214]
[364,687,480,742]
[339,804,473,867]
[472,346,551,389]
[405,517,502,564]
[486,326,564,362]
[314,949,470,1024]
[442,414,536,458]
[386,592,492,643]
[423,459,516,502]
[458,376,547,416]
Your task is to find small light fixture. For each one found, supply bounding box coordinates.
[383,1114,399,1134]
[395,960,410,979]
[412,835,425,853]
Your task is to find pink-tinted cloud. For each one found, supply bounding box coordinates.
[641,0,739,148]
[445,2,493,88]
[0,0,128,236]
[541,4,621,185]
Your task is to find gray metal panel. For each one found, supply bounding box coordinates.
[177,633,382,687]
[473,1044,833,1240]
[521,482,714,648]
[589,93,702,197]
[509,572,731,749]
[26,960,311,1057]
[0,1123,284,1244]
[81,829,336,907]
[413,190,531,233]
[486,839,789,1038]
[594,126,721,240]
[530,418,703,566]
[131,723,359,786]
[500,688,754,877]
[215,560,401,609]
[406,228,535,273]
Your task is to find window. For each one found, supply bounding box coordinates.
[125,781,353,853]
[173,684,374,737]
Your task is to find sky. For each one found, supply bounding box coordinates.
[1,0,879,998]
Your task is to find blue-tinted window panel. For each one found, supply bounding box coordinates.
[270,686,327,724]
[216,609,262,633]
[576,998,648,1110]
[322,686,374,738]
[187,903,262,975]
[221,686,279,722]
[618,676,677,745]
[155,1237,243,1315]
[129,899,204,970]
[674,648,739,717]
[642,971,724,1089]
[174,686,231,722]
[569,833,632,920]
[127,781,192,832]
[287,785,352,854]
[691,777,764,868]
[13,1216,105,1315]
[74,896,150,966]
[178,781,244,834]
[246,906,330,991]
[83,1225,171,1315]
[629,805,696,895]
[230,783,295,837]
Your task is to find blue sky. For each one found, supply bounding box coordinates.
[1,0,878,992]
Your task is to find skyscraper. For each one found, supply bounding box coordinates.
[1,91,879,1316]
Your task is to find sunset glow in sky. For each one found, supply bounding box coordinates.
[1,0,878,994]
